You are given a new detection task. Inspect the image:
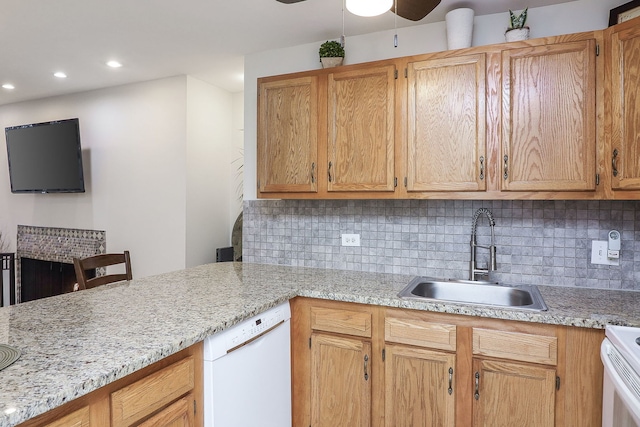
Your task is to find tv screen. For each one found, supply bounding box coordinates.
[5,118,85,193]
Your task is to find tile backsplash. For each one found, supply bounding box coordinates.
[243,199,640,290]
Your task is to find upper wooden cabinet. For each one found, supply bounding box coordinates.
[500,39,597,192]
[406,53,487,192]
[257,75,318,193]
[607,18,640,193]
[257,22,640,200]
[327,65,396,192]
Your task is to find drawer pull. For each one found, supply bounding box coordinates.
[364,354,369,381]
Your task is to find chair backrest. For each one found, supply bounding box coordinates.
[73,251,132,290]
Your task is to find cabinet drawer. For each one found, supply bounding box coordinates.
[473,328,557,365]
[311,306,372,338]
[111,356,195,427]
[385,316,456,351]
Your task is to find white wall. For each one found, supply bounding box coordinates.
[243,0,625,201]
[0,75,237,278]
[230,91,244,234]
[185,76,235,267]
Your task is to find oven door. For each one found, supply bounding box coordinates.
[602,338,640,427]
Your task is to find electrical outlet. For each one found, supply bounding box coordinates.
[591,240,619,266]
[341,234,360,247]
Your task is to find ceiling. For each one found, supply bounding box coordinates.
[0,0,576,106]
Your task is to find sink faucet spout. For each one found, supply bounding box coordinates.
[470,208,497,281]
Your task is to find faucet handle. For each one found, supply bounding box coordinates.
[489,245,497,271]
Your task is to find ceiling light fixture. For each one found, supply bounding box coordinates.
[346,0,392,17]
[2,83,15,90]
[53,72,67,78]
[107,60,122,68]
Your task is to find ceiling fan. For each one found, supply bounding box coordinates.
[275,0,442,22]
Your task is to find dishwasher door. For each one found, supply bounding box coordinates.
[205,319,291,427]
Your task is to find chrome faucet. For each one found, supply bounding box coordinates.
[469,208,497,281]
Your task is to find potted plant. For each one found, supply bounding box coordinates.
[319,40,345,68]
[505,8,529,42]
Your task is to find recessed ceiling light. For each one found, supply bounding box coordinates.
[2,83,15,90]
[54,72,67,78]
[106,61,122,68]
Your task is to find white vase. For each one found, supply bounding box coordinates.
[505,27,530,42]
[445,8,475,50]
[321,57,343,68]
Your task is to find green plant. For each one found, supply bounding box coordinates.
[319,40,345,59]
[508,8,528,29]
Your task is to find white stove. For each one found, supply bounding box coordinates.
[602,325,640,427]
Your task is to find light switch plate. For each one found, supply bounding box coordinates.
[591,240,619,266]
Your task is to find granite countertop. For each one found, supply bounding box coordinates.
[1,262,639,427]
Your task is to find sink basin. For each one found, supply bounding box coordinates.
[398,277,548,311]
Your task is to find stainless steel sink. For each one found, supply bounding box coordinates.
[398,277,548,311]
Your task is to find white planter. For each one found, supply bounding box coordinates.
[505,27,530,42]
[321,57,343,68]
[445,8,475,50]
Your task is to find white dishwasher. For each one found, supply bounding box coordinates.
[203,301,291,427]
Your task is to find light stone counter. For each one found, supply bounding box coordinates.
[1,262,639,427]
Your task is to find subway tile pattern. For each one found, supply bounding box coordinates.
[243,199,640,290]
[16,225,106,302]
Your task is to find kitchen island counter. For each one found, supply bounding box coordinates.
[1,262,638,426]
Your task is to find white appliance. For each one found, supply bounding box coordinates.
[203,301,291,427]
[601,325,640,427]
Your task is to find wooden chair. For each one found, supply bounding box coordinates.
[73,251,132,290]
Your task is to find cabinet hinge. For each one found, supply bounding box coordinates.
[596,44,600,56]
[394,177,398,187]
[394,69,398,79]
[382,348,386,362]
[404,68,408,78]
[556,376,561,390]
[596,174,600,185]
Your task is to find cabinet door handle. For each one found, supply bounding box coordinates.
[503,155,509,180]
[364,354,369,381]
[612,149,619,177]
[311,162,316,183]
[479,156,485,181]
[328,161,333,183]
[474,371,480,400]
[448,367,453,395]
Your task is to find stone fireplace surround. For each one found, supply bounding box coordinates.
[16,225,106,303]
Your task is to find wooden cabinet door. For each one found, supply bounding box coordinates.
[327,65,395,192]
[501,40,597,191]
[610,23,640,190]
[407,54,487,192]
[472,359,556,427]
[384,344,455,427]
[258,76,318,193]
[137,395,194,427]
[311,333,372,427]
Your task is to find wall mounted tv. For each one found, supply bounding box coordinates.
[5,118,85,193]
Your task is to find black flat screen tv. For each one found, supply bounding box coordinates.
[5,118,85,193]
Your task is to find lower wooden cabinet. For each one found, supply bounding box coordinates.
[384,344,456,427]
[472,359,556,427]
[18,343,203,427]
[311,333,372,427]
[292,297,604,427]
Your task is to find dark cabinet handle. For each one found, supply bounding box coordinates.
[448,367,453,395]
[479,156,485,180]
[328,161,333,183]
[364,354,369,381]
[503,155,509,180]
[613,149,619,177]
[474,371,480,400]
[311,162,316,183]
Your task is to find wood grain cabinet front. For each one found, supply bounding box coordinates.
[291,298,604,427]
[17,344,203,427]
